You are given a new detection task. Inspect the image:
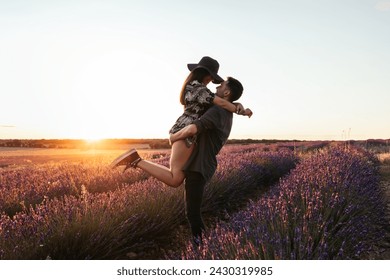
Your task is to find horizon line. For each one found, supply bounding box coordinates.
[0,137,389,142]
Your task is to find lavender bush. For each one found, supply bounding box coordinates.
[179,146,387,260]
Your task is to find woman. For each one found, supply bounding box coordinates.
[110,56,252,187]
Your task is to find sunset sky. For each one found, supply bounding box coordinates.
[1,0,389,140]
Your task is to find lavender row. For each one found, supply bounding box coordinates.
[202,147,298,215]
[0,146,297,259]
[179,147,387,260]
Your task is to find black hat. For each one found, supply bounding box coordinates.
[187,56,224,84]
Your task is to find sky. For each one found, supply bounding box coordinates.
[1,0,389,141]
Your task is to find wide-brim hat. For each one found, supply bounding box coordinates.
[187,56,224,84]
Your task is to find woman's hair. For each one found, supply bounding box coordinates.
[226,76,243,102]
[180,68,211,105]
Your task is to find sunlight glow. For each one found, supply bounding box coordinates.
[84,137,103,145]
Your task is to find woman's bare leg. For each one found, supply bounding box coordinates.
[136,140,194,188]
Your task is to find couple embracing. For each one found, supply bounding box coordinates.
[111,56,253,241]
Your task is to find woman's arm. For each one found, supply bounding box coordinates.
[213,96,240,113]
[214,96,253,117]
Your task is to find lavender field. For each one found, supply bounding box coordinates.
[0,143,388,260]
[178,146,388,259]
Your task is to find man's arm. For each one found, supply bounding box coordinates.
[169,124,198,145]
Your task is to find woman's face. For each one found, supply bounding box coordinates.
[203,75,213,85]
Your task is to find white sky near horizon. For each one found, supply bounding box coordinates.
[0,0,389,141]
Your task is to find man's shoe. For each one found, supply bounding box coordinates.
[110,148,142,170]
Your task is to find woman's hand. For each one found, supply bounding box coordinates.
[234,103,253,118]
[243,108,253,118]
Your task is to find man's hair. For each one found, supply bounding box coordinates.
[226,77,243,102]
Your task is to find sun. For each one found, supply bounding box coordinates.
[80,129,105,144]
[84,137,103,144]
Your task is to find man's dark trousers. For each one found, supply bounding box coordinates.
[184,171,207,238]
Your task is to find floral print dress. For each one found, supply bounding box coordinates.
[169,80,215,145]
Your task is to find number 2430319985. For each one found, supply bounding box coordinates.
[209,266,272,276]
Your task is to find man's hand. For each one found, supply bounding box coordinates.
[169,134,174,146]
[169,124,198,145]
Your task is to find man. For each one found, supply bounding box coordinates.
[169,77,251,240]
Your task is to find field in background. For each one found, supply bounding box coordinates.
[0,145,154,168]
[1,138,389,168]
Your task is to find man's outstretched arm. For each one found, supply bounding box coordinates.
[169,124,198,145]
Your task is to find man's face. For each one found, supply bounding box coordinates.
[216,81,229,98]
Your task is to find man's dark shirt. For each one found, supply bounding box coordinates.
[183,105,233,182]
